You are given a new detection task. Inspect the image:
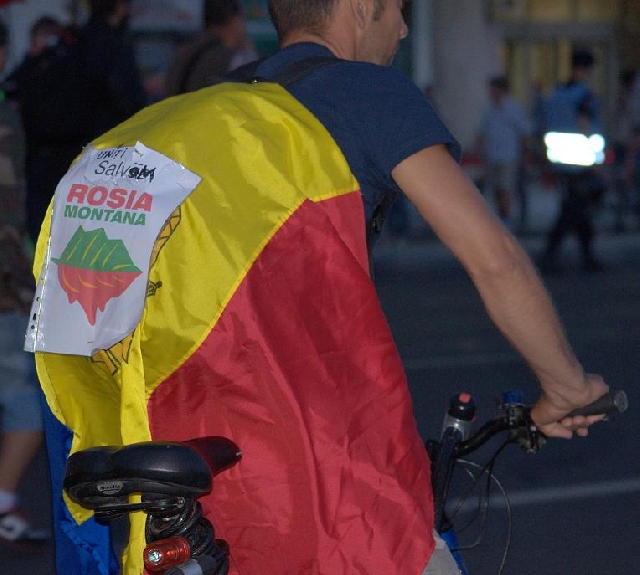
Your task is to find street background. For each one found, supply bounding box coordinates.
[5,179,640,574]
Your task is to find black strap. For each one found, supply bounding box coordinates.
[271,55,342,86]
[223,55,340,87]
[367,190,397,247]
[220,58,264,83]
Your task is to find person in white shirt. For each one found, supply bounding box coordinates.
[478,76,532,226]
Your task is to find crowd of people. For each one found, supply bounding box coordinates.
[384,65,640,268]
[469,50,640,273]
[0,0,634,573]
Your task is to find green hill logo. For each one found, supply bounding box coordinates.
[53,226,142,325]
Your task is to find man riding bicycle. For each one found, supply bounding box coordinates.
[30,1,608,574]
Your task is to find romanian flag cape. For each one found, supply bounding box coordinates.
[34,81,435,574]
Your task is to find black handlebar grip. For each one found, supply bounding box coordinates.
[565,390,628,418]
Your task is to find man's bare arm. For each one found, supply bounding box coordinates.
[392,144,608,438]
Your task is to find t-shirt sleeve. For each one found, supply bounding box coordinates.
[286,55,462,211]
[356,66,461,174]
[335,65,460,199]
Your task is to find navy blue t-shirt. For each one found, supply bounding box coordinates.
[254,43,461,222]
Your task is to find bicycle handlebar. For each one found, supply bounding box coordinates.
[447,390,628,458]
[429,390,628,535]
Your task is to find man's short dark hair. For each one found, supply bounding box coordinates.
[572,49,595,70]
[268,0,340,41]
[204,0,242,27]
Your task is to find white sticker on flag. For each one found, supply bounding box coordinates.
[25,142,201,356]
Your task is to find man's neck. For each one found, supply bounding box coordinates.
[281,31,353,61]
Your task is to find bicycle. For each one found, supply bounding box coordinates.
[63,390,627,575]
[426,389,628,575]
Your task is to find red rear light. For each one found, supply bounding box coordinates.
[143,537,191,572]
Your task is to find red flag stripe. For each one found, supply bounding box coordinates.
[148,193,434,574]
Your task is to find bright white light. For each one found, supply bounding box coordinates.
[544,132,606,166]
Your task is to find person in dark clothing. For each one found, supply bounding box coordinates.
[164,0,258,96]
[82,0,147,137]
[5,16,72,245]
[539,49,606,273]
[7,1,146,245]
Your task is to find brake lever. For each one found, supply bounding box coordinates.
[508,406,547,454]
[493,396,546,454]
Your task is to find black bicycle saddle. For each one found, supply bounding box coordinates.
[64,436,241,510]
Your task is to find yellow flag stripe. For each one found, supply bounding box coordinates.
[35,79,358,454]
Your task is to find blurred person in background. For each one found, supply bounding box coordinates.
[22,15,62,59]
[538,49,606,273]
[610,70,637,233]
[7,1,146,245]
[164,0,258,96]
[476,75,532,230]
[624,124,640,225]
[81,0,147,137]
[5,15,68,246]
[0,18,48,550]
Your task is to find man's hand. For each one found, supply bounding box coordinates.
[531,373,609,439]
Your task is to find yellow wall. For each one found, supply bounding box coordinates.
[492,0,622,21]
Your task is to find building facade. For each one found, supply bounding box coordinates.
[414,0,640,147]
